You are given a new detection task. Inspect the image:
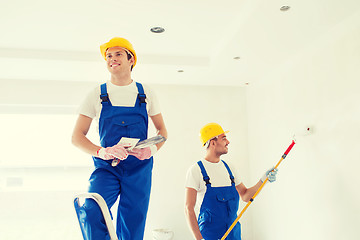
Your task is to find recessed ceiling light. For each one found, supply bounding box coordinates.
[280,6,290,11]
[177,69,184,73]
[233,56,241,60]
[150,26,165,33]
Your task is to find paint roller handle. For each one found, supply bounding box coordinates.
[274,140,296,169]
[283,140,296,156]
[221,139,296,240]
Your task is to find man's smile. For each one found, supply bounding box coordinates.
[110,62,120,68]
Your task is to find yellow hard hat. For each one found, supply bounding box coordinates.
[100,37,137,67]
[199,123,229,146]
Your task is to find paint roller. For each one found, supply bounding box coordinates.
[220,139,296,240]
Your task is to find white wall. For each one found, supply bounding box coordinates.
[245,11,360,240]
[1,9,359,240]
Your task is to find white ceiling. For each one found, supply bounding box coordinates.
[0,0,359,89]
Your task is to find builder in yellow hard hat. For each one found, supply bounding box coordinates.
[72,37,167,240]
[185,123,277,240]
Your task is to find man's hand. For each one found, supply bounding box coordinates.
[128,145,157,160]
[96,143,131,160]
[261,167,278,183]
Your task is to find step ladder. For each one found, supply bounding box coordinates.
[74,193,118,240]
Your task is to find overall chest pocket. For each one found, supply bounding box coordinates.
[114,118,145,137]
[216,190,236,202]
[102,116,146,146]
[216,191,237,216]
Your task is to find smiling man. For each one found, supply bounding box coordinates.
[185,123,277,240]
[72,37,167,240]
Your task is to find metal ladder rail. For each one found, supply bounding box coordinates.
[74,193,118,240]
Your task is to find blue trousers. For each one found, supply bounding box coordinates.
[80,157,153,240]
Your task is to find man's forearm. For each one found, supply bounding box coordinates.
[155,127,167,150]
[185,208,203,240]
[72,132,101,156]
[243,180,263,202]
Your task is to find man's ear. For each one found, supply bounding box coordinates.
[129,56,135,65]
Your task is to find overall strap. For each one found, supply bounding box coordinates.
[100,83,110,106]
[197,161,211,186]
[221,160,235,185]
[135,82,146,106]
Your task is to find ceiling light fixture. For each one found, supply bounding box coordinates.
[280,6,290,11]
[150,26,165,33]
[233,56,241,60]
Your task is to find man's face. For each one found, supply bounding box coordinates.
[213,133,230,155]
[105,47,134,73]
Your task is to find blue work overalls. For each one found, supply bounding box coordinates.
[80,82,153,240]
[197,160,241,240]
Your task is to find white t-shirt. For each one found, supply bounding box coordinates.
[185,159,242,213]
[78,80,161,122]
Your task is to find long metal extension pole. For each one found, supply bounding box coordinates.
[220,140,296,240]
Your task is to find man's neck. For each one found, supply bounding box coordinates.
[110,72,132,86]
[204,152,221,163]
